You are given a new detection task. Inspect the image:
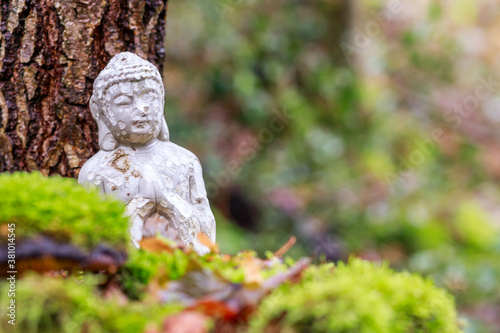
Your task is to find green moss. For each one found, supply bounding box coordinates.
[0,172,130,251]
[0,274,183,333]
[119,246,190,299]
[250,258,462,333]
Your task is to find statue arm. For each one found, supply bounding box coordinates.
[77,153,106,194]
[189,157,216,242]
[157,150,216,249]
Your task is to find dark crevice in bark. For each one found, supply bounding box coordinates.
[143,0,156,27]
[119,0,136,54]
[154,3,167,73]
[2,3,33,172]
[0,1,9,33]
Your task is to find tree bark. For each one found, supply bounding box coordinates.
[0,0,168,177]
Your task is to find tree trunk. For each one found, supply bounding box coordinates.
[0,0,168,177]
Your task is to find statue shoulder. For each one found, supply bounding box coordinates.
[161,141,200,165]
[78,150,107,184]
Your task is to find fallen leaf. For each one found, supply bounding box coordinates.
[160,257,310,322]
[139,237,176,254]
[198,233,220,253]
[240,257,264,287]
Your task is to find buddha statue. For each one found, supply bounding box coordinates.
[78,52,216,255]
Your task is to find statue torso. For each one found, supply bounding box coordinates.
[79,140,196,207]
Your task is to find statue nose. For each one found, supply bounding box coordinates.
[134,102,148,116]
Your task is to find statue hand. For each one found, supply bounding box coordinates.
[159,192,194,220]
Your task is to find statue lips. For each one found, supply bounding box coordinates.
[133,120,150,129]
[131,108,154,129]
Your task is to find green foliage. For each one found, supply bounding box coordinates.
[250,258,462,333]
[454,201,497,250]
[0,274,182,333]
[0,172,130,250]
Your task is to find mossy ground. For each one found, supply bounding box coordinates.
[0,173,463,332]
[250,260,462,333]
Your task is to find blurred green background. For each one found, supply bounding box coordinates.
[163,0,500,331]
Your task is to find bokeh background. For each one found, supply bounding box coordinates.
[162,0,500,331]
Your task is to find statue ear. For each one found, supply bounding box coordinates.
[90,97,119,151]
[97,119,119,151]
[89,96,100,120]
[158,116,169,141]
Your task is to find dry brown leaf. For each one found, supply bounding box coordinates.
[240,257,264,287]
[198,233,220,253]
[161,257,311,322]
[139,237,175,254]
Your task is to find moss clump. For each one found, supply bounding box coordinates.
[0,273,183,333]
[250,258,462,333]
[119,245,190,299]
[0,172,130,251]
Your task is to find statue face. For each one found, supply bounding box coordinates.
[104,79,163,147]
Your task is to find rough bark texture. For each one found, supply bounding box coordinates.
[0,0,168,177]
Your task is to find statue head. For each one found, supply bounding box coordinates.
[90,52,169,150]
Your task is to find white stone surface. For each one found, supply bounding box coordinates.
[78,52,216,254]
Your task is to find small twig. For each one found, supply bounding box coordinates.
[273,236,296,258]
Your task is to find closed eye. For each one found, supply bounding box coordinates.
[141,91,157,102]
[113,95,133,106]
